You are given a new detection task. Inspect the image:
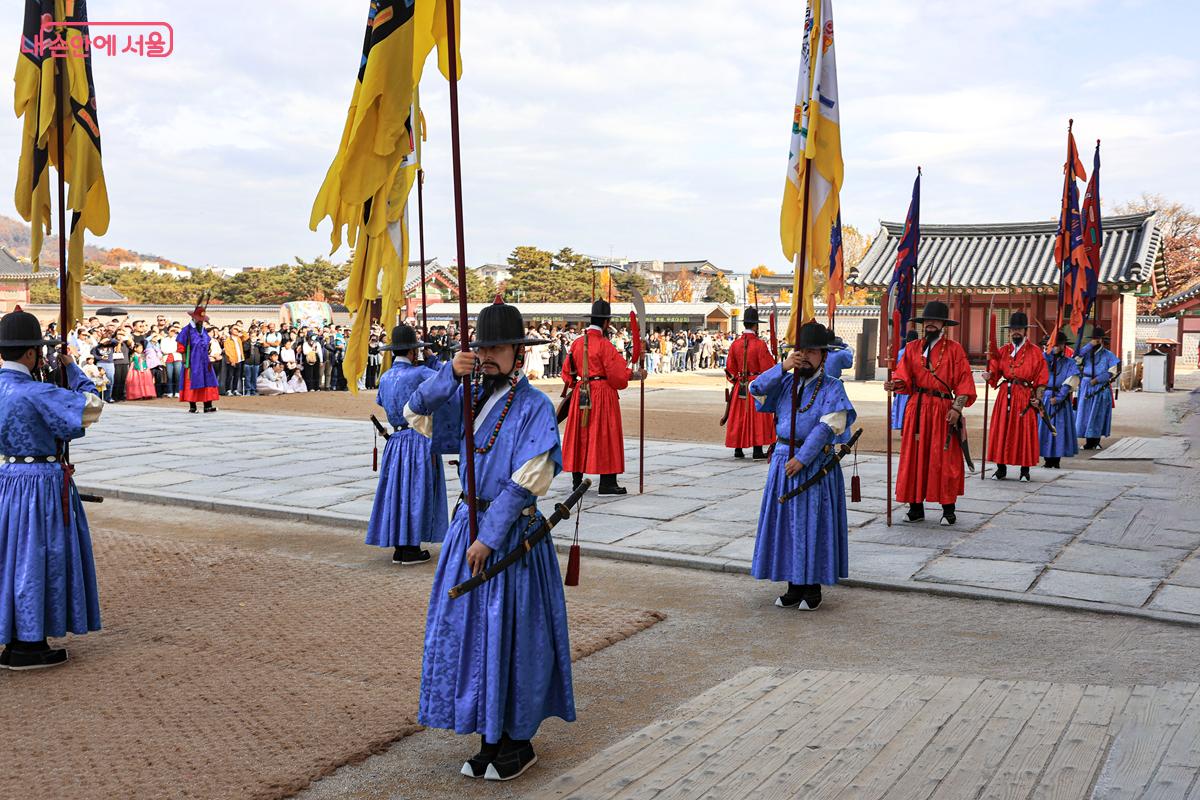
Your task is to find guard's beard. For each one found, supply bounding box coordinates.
[924,328,940,345]
[1012,335,1024,346]
[480,371,510,396]
[797,364,818,379]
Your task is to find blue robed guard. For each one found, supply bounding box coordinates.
[406,299,573,782]
[1075,328,1120,450]
[0,308,104,670]
[823,336,854,379]
[750,320,856,612]
[365,324,458,564]
[1040,331,1080,468]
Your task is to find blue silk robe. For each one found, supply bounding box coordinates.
[824,346,854,380]
[1075,343,1120,438]
[750,366,856,586]
[0,363,101,644]
[409,363,574,741]
[365,358,458,549]
[1040,351,1079,458]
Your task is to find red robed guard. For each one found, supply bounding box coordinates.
[885,301,977,526]
[723,307,776,459]
[984,311,1049,481]
[562,300,644,495]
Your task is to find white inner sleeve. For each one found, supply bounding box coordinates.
[512,451,555,496]
[1066,374,1081,391]
[819,410,848,436]
[81,392,104,428]
[1107,364,1119,378]
[403,402,433,438]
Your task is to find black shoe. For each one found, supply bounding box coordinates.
[399,547,431,565]
[0,646,68,670]
[598,484,627,495]
[203,406,218,413]
[799,585,822,611]
[904,504,925,523]
[752,446,768,460]
[392,547,405,564]
[571,472,584,492]
[992,464,1008,480]
[189,403,198,413]
[940,511,957,526]
[775,583,804,608]
[1019,468,1031,483]
[485,739,537,781]
[461,737,501,779]
[734,448,746,459]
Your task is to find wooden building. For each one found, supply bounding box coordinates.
[0,247,53,313]
[1153,276,1200,368]
[848,212,1167,366]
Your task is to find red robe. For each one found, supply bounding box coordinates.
[724,332,776,449]
[986,342,1049,467]
[894,336,977,505]
[562,329,631,475]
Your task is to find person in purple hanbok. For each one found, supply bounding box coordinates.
[0,308,104,670]
[406,299,573,782]
[750,320,857,612]
[365,324,458,565]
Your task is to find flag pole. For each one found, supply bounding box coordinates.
[982,292,994,480]
[54,23,69,388]
[418,169,428,338]
[789,164,813,464]
[443,0,479,544]
[1052,119,1074,347]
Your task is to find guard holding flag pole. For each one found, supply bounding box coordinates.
[1040,331,1079,468]
[407,299,573,781]
[750,320,856,611]
[982,311,1049,482]
[1076,327,1120,450]
[884,301,976,526]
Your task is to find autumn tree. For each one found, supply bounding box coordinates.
[1114,194,1200,310]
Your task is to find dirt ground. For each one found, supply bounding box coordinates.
[80,499,1200,800]
[137,370,1172,455]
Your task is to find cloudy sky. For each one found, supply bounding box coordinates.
[0,0,1196,273]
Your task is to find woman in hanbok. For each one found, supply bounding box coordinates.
[124,343,157,400]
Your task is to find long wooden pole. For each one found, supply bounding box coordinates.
[55,42,68,377]
[443,0,478,543]
[418,169,428,338]
[789,164,813,461]
[981,293,994,480]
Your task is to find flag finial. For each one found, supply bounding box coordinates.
[917,165,922,175]
[1068,118,1074,130]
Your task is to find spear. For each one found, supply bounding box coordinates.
[443,0,479,543]
[631,288,648,494]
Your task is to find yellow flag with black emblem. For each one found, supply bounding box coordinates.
[13,0,109,328]
[311,0,460,392]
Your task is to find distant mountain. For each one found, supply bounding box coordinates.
[0,214,183,269]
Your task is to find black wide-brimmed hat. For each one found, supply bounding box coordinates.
[912,300,959,327]
[469,299,548,348]
[380,323,434,352]
[1090,327,1108,339]
[0,307,60,348]
[794,320,837,351]
[1002,311,1030,329]
[743,307,761,327]
[589,299,612,319]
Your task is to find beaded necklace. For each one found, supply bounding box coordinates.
[472,372,519,455]
[1004,340,1031,379]
[791,369,824,415]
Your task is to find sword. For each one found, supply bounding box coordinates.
[777,428,862,503]
[945,418,976,473]
[1021,401,1057,436]
[448,479,591,599]
[370,414,391,440]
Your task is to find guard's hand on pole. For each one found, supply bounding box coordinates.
[466,538,492,576]
[883,378,904,393]
[452,350,477,377]
[784,457,804,477]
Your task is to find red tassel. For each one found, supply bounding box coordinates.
[372,445,378,472]
[851,474,862,503]
[564,543,580,586]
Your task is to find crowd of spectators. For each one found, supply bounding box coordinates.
[29,315,738,399]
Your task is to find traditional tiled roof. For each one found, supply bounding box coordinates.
[0,247,53,280]
[1154,275,1200,314]
[80,284,128,302]
[848,212,1166,291]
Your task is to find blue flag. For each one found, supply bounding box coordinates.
[887,170,920,362]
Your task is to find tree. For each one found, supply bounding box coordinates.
[612,269,650,301]
[704,272,736,303]
[672,272,694,303]
[461,271,498,302]
[504,245,595,302]
[750,265,775,278]
[1113,194,1200,311]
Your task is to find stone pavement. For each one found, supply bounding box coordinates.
[73,400,1199,624]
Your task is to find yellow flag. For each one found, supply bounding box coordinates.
[14,0,110,328]
[780,0,843,343]
[313,2,458,392]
